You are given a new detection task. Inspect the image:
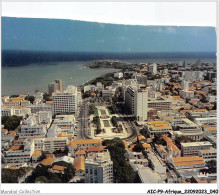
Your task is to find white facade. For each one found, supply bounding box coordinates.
[134,87,148,121]
[33,137,68,153]
[1,106,31,118]
[181,80,189,91]
[19,115,47,139]
[29,103,53,114]
[52,85,78,114]
[149,63,157,75]
[179,90,194,99]
[85,150,113,183]
[181,141,213,156]
[3,141,34,164]
[148,99,172,110]
[114,72,123,78]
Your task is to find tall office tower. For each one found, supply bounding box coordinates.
[48,79,64,96]
[134,86,148,121]
[181,80,189,91]
[125,86,135,114]
[85,150,113,183]
[52,85,78,115]
[196,59,202,67]
[183,60,186,68]
[149,63,157,75]
[125,85,148,121]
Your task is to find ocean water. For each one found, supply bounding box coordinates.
[1,61,118,96]
[1,54,216,96]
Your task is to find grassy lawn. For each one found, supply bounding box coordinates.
[103,120,111,127]
[100,109,106,115]
[94,108,99,117]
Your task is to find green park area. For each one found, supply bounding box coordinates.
[94,108,99,117]
[103,120,111,127]
[100,109,106,115]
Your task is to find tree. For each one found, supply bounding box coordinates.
[206,160,216,173]
[153,133,166,145]
[1,115,22,130]
[89,104,96,115]
[63,145,69,155]
[25,95,35,104]
[43,93,52,101]
[2,167,32,183]
[102,138,139,183]
[133,143,143,152]
[35,176,49,183]
[38,152,47,162]
[111,116,118,127]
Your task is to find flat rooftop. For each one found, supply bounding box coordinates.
[181,141,212,147]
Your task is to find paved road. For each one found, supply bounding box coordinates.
[75,99,91,140]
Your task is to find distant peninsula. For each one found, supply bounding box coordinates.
[86,59,140,69]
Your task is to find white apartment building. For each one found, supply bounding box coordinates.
[2,106,31,118]
[33,137,68,153]
[179,90,194,99]
[125,85,148,121]
[149,63,157,75]
[3,141,34,164]
[85,150,113,183]
[181,141,213,156]
[114,72,123,78]
[52,85,78,115]
[102,89,115,98]
[148,100,172,110]
[53,115,75,128]
[170,118,203,140]
[194,117,217,126]
[181,80,189,91]
[47,115,75,137]
[145,121,172,138]
[29,103,53,114]
[198,149,217,161]
[19,115,47,139]
[35,111,52,128]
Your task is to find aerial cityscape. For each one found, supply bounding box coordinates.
[1,16,217,184]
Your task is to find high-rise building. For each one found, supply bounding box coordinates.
[125,85,148,121]
[85,150,113,183]
[183,61,186,68]
[181,80,189,91]
[196,59,202,67]
[149,63,157,75]
[134,86,148,121]
[48,80,64,96]
[52,85,78,115]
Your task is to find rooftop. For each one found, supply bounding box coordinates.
[173,156,205,167]
[75,150,86,155]
[86,146,106,153]
[9,145,23,151]
[32,150,42,157]
[181,141,212,147]
[74,156,85,172]
[70,139,102,145]
[40,157,56,166]
[53,165,66,171]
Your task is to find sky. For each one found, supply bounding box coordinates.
[2,2,216,26]
[1,2,217,53]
